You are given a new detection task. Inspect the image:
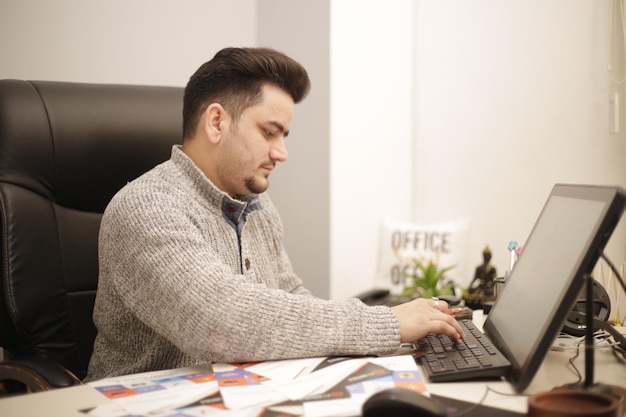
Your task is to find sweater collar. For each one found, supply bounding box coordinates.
[169,145,262,219]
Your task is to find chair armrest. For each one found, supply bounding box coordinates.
[0,355,81,392]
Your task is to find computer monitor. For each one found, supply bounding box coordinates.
[483,183,626,392]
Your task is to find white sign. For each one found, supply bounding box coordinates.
[375,219,470,295]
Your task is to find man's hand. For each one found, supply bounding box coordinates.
[390,297,466,343]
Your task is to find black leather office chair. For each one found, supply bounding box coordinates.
[0,80,183,393]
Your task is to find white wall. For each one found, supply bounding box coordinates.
[330,0,626,322]
[330,0,415,298]
[0,0,257,85]
[413,0,626,268]
[410,0,626,320]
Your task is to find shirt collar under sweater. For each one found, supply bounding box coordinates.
[170,145,262,230]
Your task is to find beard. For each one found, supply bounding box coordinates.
[241,175,269,197]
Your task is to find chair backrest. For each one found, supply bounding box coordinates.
[0,80,183,380]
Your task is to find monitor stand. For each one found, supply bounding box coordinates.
[528,273,625,417]
[569,274,624,391]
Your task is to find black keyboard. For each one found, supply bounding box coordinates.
[415,319,511,382]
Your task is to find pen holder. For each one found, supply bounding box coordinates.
[482,277,507,314]
[493,276,507,299]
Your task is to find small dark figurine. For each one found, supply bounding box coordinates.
[465,246,497,309]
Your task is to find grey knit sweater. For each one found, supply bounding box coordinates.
[86,146,400,380]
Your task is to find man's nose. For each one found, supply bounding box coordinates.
[270,138,288,162]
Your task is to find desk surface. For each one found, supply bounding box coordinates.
[2,311,625,417]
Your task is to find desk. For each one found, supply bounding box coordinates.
[2,312,625,417]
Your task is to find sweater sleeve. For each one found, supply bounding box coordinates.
[98,172,401,364]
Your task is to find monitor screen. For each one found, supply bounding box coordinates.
[483,184,625,391]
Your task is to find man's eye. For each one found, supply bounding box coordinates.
[265,130,277,137]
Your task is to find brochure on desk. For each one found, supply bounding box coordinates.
[83,354,426,417]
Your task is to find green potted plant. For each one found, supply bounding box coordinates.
[398,258,458,300]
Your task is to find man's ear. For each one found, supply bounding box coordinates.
[203,103,229,144]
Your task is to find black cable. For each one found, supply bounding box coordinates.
[566,337,584,384]
[563,328,626,384]
[612,344,626,362]
[610,328,626,361]
[449,385,528,417]
[599,252,626,296]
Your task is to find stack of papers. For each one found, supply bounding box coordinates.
[84,354,427,417]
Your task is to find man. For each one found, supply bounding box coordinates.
[86,47,464,380]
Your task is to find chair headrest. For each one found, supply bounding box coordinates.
[0,80,183,213]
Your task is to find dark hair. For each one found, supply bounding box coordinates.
[182,47,311,140]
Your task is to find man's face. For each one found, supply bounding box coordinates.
[217,84,295,199]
